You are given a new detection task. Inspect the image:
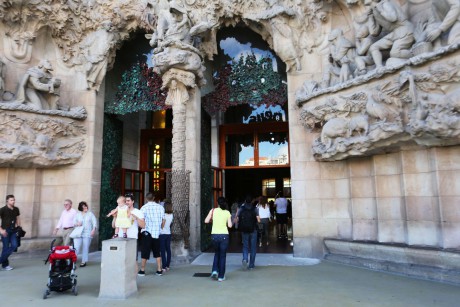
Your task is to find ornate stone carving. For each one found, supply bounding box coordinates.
[3,30,35,64]
[0,111,86,168]
[0,60,87,119]
[149,0,207,86]
[15,60,61,110]
[322,29,356,87]
[0,0,155,89]
[78,20,116,91]
[366,0,415,68]
[300,58,460,161]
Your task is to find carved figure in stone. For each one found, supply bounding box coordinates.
[404,0,437,54]
[267,15,302,71]
[426,0,460,46]
[365,0,415,68]
[349,114,370,136]
[319,114,370,150]
[149,1,206,86]
[366,87,401,122]
[321,117,351,150]
[0,112,86,168]
[244,2,303,71]
[353,10,379,75]
[149,0,193,51]
[322,29,355,87]
[79,20,116,91]
[15,60,61,110]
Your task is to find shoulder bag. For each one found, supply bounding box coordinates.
[69,226,83,238]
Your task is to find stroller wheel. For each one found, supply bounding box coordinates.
[72,285,78,296]
[43,289,49,299]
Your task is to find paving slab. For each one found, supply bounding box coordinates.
[1,252,459,306]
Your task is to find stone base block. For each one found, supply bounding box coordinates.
[99,238,137,299]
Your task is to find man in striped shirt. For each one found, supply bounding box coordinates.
[138,192,165,276]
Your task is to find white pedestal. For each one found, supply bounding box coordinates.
[98,238,137,299]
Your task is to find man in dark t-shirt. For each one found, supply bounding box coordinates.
[0,194,21,270]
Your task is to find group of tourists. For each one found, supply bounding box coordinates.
[1,191,289,282]
[205,193,291,282]
[53,192,173,274]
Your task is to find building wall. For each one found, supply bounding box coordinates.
[289,97,460,257]
[0,26,104,248]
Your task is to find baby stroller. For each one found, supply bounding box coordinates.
[43,239,78,299]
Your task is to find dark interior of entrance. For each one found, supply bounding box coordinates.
[221,168,293,254]
[225,168,290,203]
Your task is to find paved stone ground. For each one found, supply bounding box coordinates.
[1,251,459,306]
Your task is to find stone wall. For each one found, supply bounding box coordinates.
[0,25,104,249]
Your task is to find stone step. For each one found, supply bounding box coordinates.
[324,239,460,285]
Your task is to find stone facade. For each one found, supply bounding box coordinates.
[0,0,459,274]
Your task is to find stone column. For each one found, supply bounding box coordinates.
[161,69,200,257]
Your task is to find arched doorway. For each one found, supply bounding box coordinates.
[205,27,293,253]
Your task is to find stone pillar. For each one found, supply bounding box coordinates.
[99,238,137,299]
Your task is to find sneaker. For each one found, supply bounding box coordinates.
[210,271,218,279]
[137,270,145,276]
[155,270,163,276]
[242,259,248,270]
[1,266,13,271]
[218,277,225,282]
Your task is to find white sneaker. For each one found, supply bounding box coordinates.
[2,266,13,271]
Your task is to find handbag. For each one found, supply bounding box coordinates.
[16,226,26,238]
[69,226,83,238]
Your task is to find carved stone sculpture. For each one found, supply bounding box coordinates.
[366,0,415,68]
[3,30,35,64]
[0,111,86,168]
[404,0,437,54]
[322,29,356,87]
[15,60,61,110]
[300,58,460,161]
[150,0,206,86]
[79,20,116,91]
[353,10,379,75]
[426,0,460,46]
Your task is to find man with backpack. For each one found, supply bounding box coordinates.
[236,195,260,270]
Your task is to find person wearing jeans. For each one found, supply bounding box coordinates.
[237,196,260,270]
[0,195,21,271]
[205,197,232,282]
[160,200,173,272]
[242,229,258,269]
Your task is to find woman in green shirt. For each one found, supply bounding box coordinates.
[204,197,232,282]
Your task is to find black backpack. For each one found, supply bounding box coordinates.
[238,205,256,233]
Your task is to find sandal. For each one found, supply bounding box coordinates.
[112,234,119,238]
[123,233,127,238]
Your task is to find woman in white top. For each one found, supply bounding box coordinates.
[160,200,173,271]
[257,196,271,247]
[73,201,97,267]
